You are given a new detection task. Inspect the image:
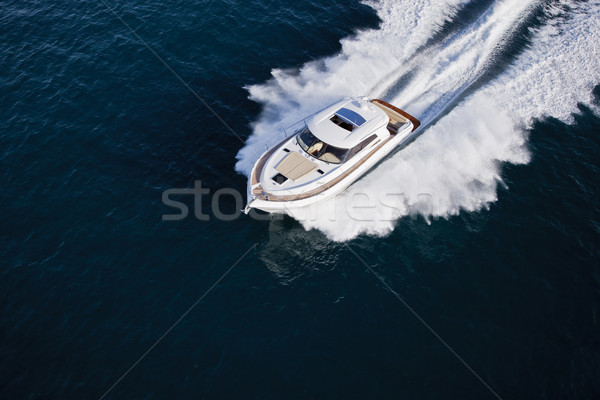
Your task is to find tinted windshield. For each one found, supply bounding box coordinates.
[296,127,349,164]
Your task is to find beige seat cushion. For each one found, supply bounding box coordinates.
[275,151,318,181]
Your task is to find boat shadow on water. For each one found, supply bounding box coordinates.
[258,216,343,285]
[256,203,493,285]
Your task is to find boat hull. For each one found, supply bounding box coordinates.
[245,126,416,214]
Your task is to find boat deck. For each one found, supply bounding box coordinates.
[249,99,420,202]
[371,99,421,133]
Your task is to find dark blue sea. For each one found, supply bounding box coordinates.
[2,0,599,398]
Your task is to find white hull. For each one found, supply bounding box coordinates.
[246,128,414,213]
[244,97,420,214]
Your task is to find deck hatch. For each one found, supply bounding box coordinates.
[272,173,288,184]
[335,108,366,127]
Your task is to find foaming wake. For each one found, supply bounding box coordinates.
[235,0,471,173]
[236,0,600,241]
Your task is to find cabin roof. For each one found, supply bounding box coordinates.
[307,97,388,148]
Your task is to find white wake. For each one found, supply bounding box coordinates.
[236,0,600,241]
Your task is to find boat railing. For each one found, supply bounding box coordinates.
[259,98,344,152]
[261,119,307,152]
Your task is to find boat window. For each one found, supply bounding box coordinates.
[346,134,378,160]
[335,108,366,126]
[330,114,355,131]
[296,127,350,164]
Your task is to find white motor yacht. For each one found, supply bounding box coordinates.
[244,96,420,214]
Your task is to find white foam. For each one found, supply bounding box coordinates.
[489,1,600,124]
[237,0,600,241]
[236,0,471,174]
[288,94,529,241]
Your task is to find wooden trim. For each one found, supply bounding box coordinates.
[250,139,287,186]
[371,99,420,131]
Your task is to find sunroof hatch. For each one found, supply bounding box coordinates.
[334,108,366,128]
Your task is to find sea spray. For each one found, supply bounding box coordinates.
[238,0,600,241]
